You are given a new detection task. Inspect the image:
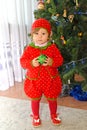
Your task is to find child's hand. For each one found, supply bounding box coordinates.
[42,57,53,66]
[32,57,40,67]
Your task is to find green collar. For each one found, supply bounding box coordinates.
[29,42,52,50]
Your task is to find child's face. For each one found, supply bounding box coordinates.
[32,28,49,45]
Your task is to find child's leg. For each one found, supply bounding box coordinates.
[31,98,41,127]
[48,99,57,115]
[47,99,61,125]
[31,98,41,117]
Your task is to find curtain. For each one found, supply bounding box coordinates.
[0,0,37,90]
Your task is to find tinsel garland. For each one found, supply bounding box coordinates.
[61,57,87,74]
[74,11,87,15]
[70,84,87,101]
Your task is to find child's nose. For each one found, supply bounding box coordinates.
[38,34,42,38]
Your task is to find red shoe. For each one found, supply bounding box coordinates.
[32,115,41,127]
[51,114,61,125]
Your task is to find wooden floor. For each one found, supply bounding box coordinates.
[0,82,87,110]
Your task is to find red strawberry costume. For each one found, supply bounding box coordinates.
[20,42,63,99]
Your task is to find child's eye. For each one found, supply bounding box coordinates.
[42,33,45,35]
[35,32,38,35]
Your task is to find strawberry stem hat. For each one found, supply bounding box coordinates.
[31,18,51,34]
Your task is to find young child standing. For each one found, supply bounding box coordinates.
[20,18,63,127]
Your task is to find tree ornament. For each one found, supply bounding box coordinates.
[68,79,70,84]
[46,0,50,4]
[81,58,85,64]
[63,9,67,18]
[75,0,79,7]
[60,35,66,45]
[51,15,57,21]
[78,32,83,37]
[38,0,45,10]
[72,61,76,68]
[52,40,55,43]
[56,13,60,18]
[68,14,74,23]
[38,54,47,64]
[55,21,60,26]
[51,14,60,21]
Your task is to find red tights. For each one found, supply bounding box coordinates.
[31,99,40,117]
[31,99,57,117]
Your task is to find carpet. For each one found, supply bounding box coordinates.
[0,96,87,130]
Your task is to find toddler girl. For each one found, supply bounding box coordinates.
[20,18,63,127]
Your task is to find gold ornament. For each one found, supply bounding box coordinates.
[74,0,79,9]
[63,9,67,18]
[46,0,50,3]
[60,36,66,45]
[56,13,60,17]
[68,14,74,23]
[78,32,83,37]
[38,1,45,10]
[75,0,79,7]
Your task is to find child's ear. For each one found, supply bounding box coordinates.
[48,31,52,40]
[50,31,52,37]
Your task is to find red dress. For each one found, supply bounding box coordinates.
[20,42,63,99]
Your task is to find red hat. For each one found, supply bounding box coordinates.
[31,18,51,34]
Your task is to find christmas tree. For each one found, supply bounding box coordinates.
[33,0,87,90]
